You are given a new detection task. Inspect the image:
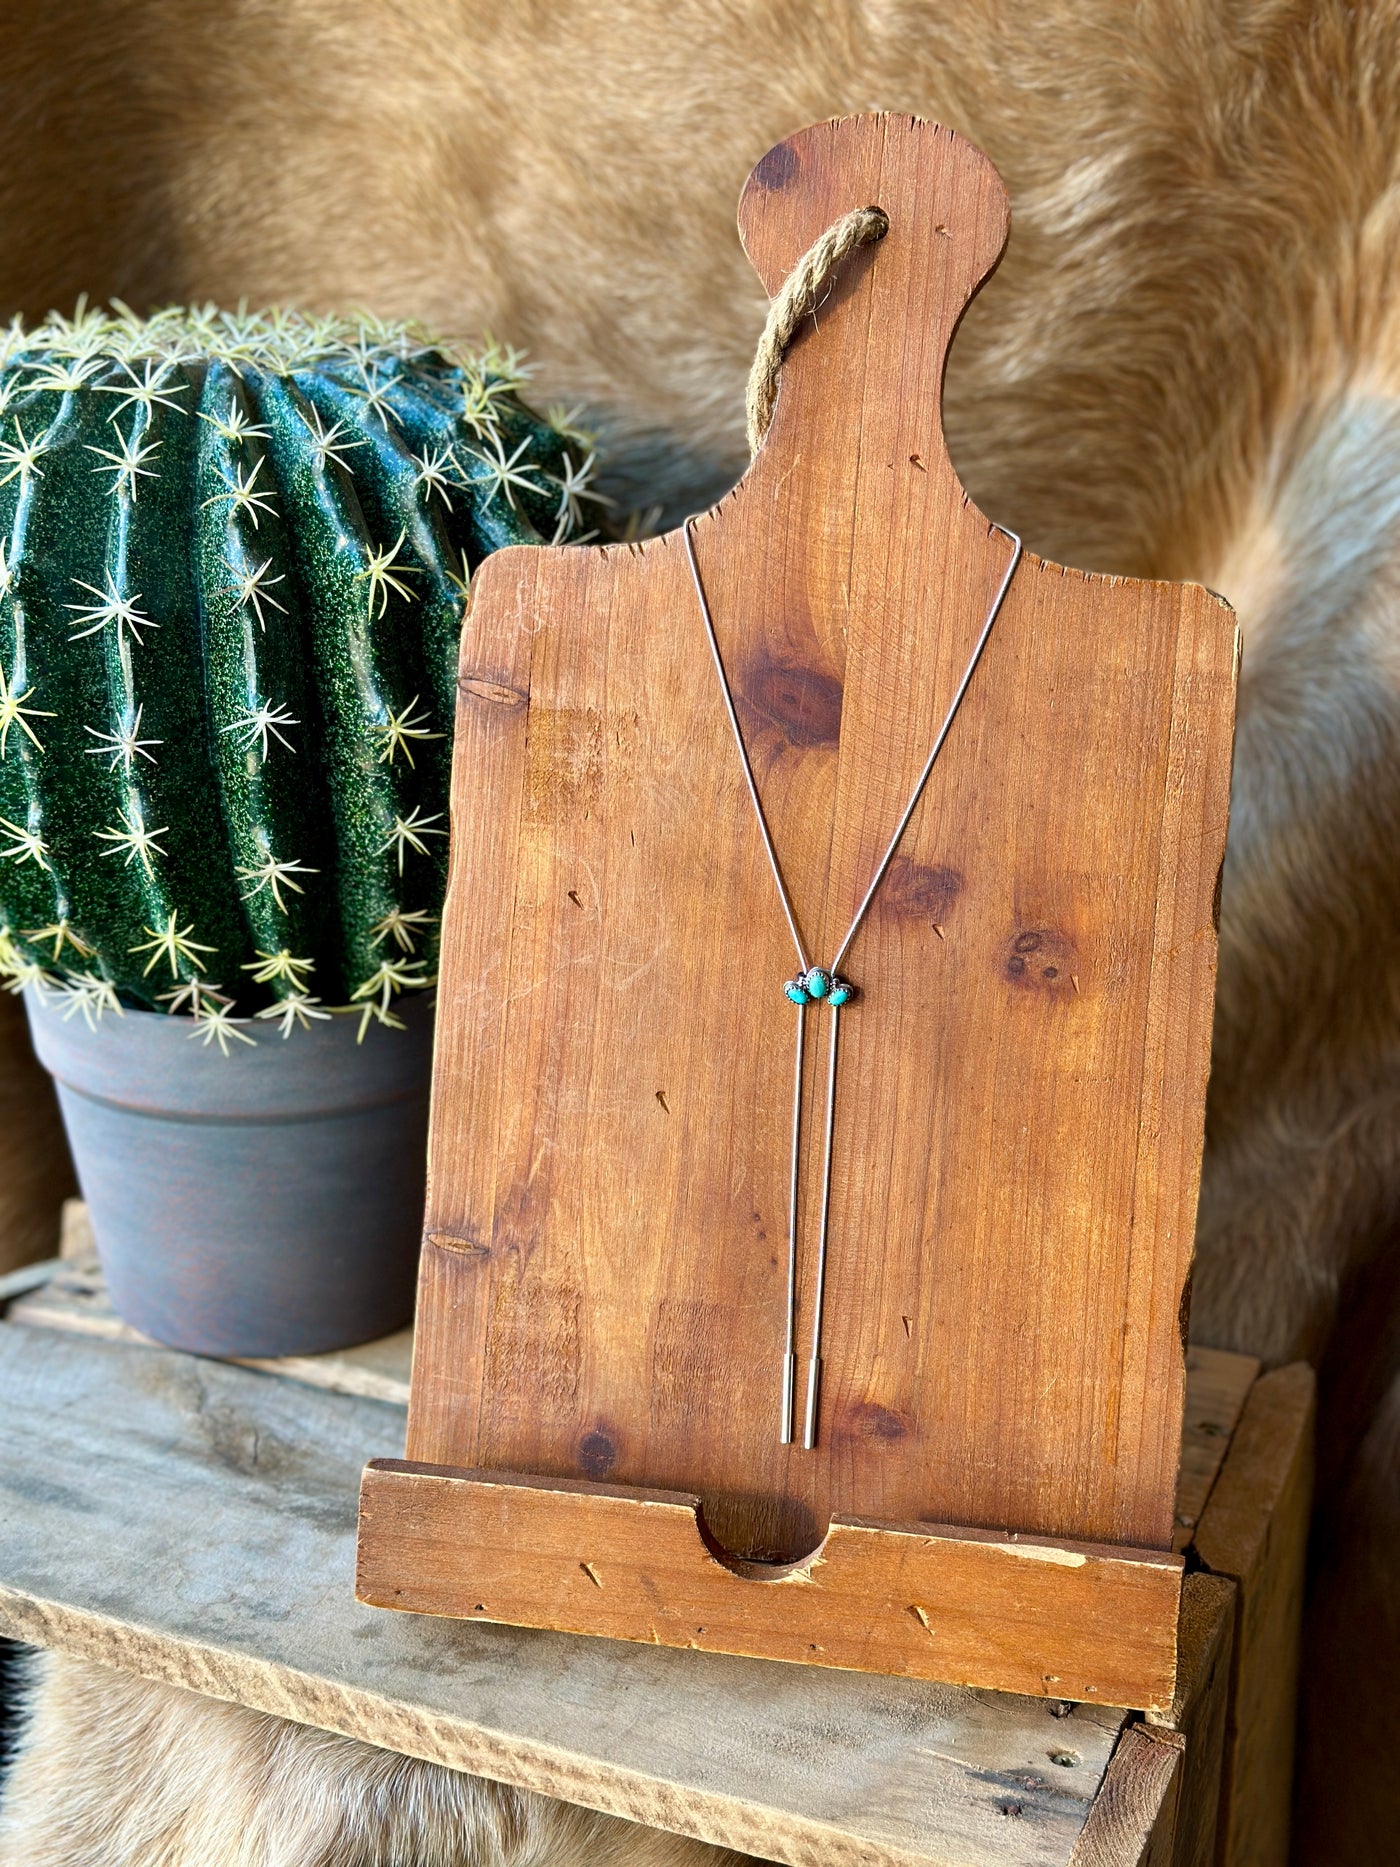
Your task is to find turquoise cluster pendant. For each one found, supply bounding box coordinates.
[784,966,854,1008]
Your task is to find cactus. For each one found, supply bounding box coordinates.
[0,303,601,1043]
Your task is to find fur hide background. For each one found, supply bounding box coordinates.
[0,0,1397,1859]
[0,1650,753,1867]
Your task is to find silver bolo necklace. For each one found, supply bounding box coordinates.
[682,520,1023,1449]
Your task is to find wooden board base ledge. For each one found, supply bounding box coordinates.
[357,1460,1183,1715]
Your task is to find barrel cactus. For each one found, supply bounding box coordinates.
[0,303,600,1044]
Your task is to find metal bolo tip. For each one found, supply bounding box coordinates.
[802,1357,822,1450]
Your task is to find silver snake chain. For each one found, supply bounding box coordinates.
[682,519,1023,1447]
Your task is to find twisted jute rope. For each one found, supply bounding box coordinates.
[744,204,889,456]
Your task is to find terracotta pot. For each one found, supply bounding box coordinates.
[23,986,432,1357]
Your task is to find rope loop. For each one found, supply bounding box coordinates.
[744,205,888,456]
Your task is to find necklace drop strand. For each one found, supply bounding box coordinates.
[683,520,1022,1449]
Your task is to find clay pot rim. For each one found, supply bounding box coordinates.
[24,984,435,1122]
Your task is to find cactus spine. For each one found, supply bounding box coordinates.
[0,304,601,1042]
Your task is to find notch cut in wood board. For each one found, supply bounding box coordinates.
[357,1459,1183,1712]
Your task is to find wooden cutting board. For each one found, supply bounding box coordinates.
[358,113,1238,1713]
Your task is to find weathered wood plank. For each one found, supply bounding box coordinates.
[0,1257,62,1304]
[0,1322,1128,1867]
[1155,1573,1235,1867]
[7,1213,1258,1649]
[1173,1350,1259,1553]
[1067,1725,1183,1867]
[1192,1365,1314,1867]
[358,1460,1182,1711]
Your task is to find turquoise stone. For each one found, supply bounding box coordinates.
[804,967,831,999]
[827,978,854,1007]
[784,978,810,1005]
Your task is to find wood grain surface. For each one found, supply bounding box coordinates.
[359,1460,1182,1711]
[1172,1350,1259,1553]
[1155,1573,1236,1867]
[1192,1365,1314,1867]
[10,1247,1269,1710]
[1067,1725,1183,1867]
[399,110,1238,1636]
[0,1322,1135,1867]
[4,1227,1261,1523]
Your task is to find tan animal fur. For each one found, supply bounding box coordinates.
[0,1,1397,1859]
[0,1649,752,1867]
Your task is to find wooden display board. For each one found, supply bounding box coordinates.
[357,114,1239,1716]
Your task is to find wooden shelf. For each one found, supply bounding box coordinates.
[0,1220,1312,1865]
[0,1321,1127,1865]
